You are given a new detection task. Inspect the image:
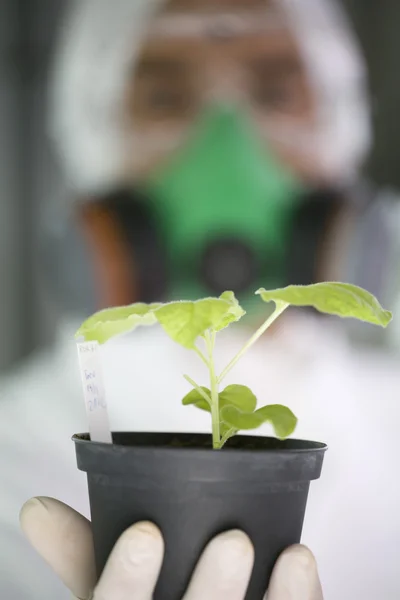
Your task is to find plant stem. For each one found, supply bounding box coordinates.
[183,375,211,405]
[218,301,289,383]
[219,428,237,448]
[194,345,209,367]
[205,330,220,449]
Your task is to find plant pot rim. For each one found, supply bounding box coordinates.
[72,431,328,454]
[74,432,327,490]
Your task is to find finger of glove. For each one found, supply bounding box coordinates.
[20,497,96,600]
[93,521,164,600]
[183,530,254,600]
[266,545,323,600]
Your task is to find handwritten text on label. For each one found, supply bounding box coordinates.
[77,341,112,443]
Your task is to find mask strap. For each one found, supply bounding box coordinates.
[77,202,138,308]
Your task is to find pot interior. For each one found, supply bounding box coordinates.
[74,431,326,452]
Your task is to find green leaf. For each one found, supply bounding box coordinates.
[181,384,257,424]
[75,303,161,344]
[155,298,237,349]
[256,282,392,327]
[219,384,257,413]
[77,291,246,348]
[221,404,298,439]
[214,291,246,331]
[181,387,211,411]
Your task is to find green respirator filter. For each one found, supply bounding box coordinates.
[142,106,304,304]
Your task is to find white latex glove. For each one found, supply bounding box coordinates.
[20,497,323,600]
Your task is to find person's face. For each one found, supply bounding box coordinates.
[123,0,323,184]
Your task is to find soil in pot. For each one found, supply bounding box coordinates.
[74,432,327,600]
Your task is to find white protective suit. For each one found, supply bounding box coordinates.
[1,1,400,599]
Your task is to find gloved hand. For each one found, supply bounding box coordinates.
[20,497,323,600]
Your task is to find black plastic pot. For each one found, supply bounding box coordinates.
[73,432,327,600]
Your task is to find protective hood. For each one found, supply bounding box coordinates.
[50,0,371,194]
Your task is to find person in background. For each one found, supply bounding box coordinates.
[43,0,400,332]
[1,0,399,598]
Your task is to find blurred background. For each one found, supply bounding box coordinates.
[1,0,400,373]
[1,3,400,599]
[0,0,66,371]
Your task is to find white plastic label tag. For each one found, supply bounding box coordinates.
[77,341,112,443]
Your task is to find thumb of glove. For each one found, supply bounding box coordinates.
[20,497,96,600]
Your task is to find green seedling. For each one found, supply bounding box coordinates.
[76,283,392,449]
